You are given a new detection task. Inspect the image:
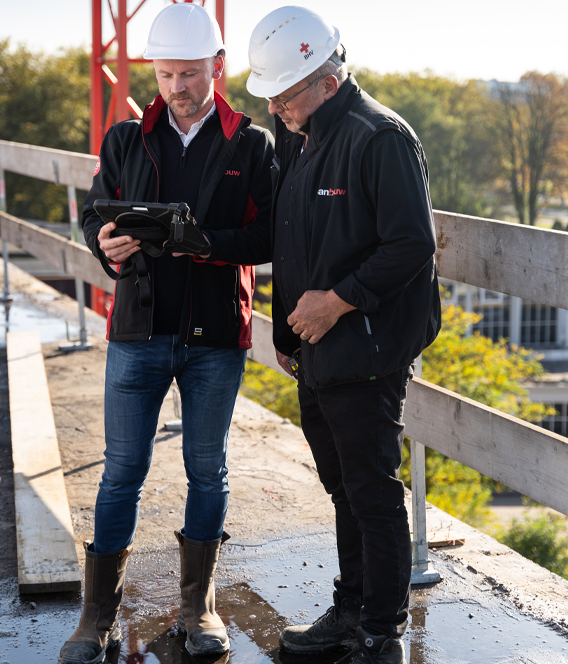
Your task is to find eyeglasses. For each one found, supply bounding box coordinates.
[268,75,326,111]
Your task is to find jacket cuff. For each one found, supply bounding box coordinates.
[333,274,381,314]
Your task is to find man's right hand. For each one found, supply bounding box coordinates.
[98,222,140,263]
[276,349,294,377]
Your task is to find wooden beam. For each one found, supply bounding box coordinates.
[0,211,115,293]
[7,331,81,593]
[3,140,568,307]
[0,140,97,191]
[406,377,568,516]
[249,310,289,377]
[434,210,568,309]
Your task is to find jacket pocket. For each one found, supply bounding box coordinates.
[309,310,379,387]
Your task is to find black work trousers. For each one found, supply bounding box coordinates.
[298,364,413,638]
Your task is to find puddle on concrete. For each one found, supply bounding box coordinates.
[2,535,568,663]
[0,295,78,347]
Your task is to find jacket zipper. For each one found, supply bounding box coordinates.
[364,314,379,352]
[184,261,194,362]
[234,267,239,318]
[142,122,160,340]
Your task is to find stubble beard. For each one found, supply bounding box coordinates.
[168,91,210,120]
[278,112,308,135]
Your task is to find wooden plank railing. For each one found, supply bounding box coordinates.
[434,211,568,309]
[0,140,97,190]
[2,138,568,521]
[0,211,115,293]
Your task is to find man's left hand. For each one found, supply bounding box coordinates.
[288,290,356,344]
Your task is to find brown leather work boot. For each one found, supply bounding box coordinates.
[175,530,229,655]
[58,542,132,664]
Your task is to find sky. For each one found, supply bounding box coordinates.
[1,0,567,82]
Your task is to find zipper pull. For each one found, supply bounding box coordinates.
[185,344,189,362]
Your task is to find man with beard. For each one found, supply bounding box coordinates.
[58,4,273,663]
[246,6,441,664]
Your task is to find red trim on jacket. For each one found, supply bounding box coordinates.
[213,91,244,140]
[238,264,254,349]
[142,92,244,141]
[238,194,258,347]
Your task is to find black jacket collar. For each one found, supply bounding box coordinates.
[300,74,360,151]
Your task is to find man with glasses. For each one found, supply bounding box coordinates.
[247,6,441,664]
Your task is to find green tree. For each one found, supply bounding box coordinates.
[496,511,568,578]
[353,69,499,217]
[0,40,91,221]
[496,72,568,225]
[422,303,548,421]
[225,71,273,131]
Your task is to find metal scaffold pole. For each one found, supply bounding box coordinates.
[58,186,93,352]
[410,355,441,585]
[0,168,12,303]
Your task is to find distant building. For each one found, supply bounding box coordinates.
[442,279,568,437]
[476,79,529,99]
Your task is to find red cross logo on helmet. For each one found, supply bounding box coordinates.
[300,43,309,53]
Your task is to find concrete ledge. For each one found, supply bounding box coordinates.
[412,494,568,635]
[8,331,80,593]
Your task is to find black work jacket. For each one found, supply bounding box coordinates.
[82,92,274,349]
[272,75,441,387]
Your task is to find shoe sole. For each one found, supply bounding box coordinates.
[279,636,357,654]
[185,636,230,656]
[57,623,121,664]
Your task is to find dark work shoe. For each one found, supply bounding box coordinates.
[279,590,361,654]
[337,627,406,664]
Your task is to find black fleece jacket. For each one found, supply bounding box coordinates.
[82,92,274,349]
[272,75,441,387]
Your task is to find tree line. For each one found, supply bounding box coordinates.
[1,40,567,225]
[3,40,568,577]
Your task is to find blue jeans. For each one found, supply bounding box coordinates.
[93,336,246,553]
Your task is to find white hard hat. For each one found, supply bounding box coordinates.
[247,5,340,99]
[144,3,224,61]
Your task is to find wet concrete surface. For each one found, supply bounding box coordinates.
[2,268,568,662]
[0,294,78,347]
[2,533,568,664]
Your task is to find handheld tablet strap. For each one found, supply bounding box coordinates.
[98,251,151,308]
[95,203,207,308]
[133,251,151,307]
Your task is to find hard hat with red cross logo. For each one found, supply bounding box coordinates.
[246,5,340,98]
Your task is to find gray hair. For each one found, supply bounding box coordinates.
[307,48,347,94]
